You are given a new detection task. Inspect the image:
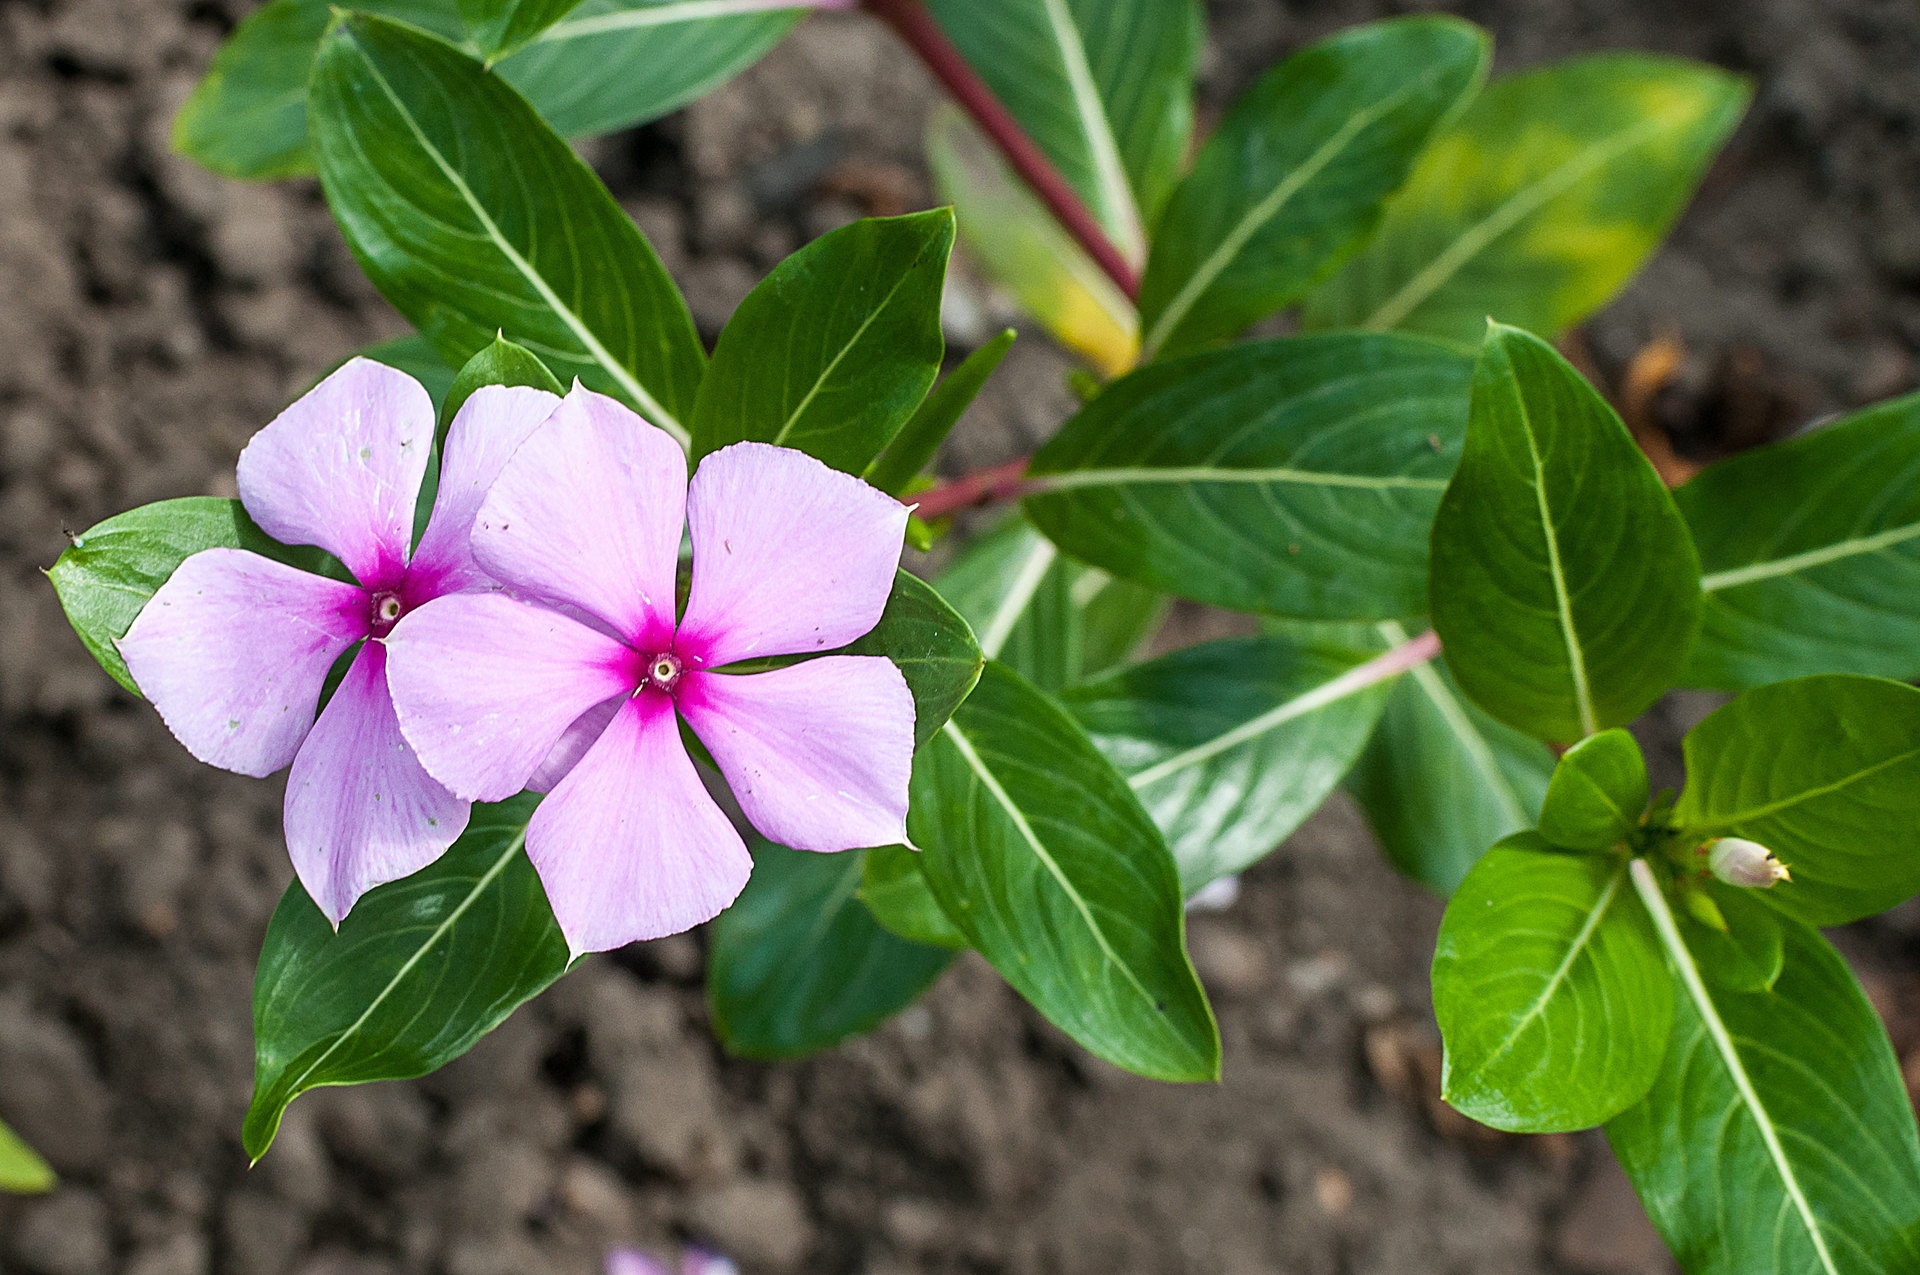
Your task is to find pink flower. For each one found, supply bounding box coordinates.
[117,358,558,924]
[605,1247,737,1275]
[386,385,915,956]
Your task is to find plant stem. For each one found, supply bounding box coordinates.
[860,0,1142,302]
[910,455,1034,519]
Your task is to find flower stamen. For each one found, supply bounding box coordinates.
[644,651,684,693]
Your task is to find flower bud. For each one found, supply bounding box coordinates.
[1706,837,1790,889]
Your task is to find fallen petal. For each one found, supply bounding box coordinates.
[409,383,561,597]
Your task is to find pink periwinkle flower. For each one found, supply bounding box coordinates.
[606,1247,737,1275]
[118,358,558,924]
[386,384,915,957]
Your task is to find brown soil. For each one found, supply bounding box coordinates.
[1,1,1916,1272]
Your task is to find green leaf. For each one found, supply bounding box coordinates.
[1429,323,1700,741]
[173,0,797,181]
[866,327,1017,498]
[844,571,984,751]
[440,333,565,431]
[859,844,968,949]
[1076,571,1166,680]
[1063,633,1394,894]
[1433,838,1672,1132]
[692,211,953,475]
[48,498,327,697]
[1138,16,1487,361]
[361,333,461,411]
[1024,332,1473,621]
[0,1120,55,1195]
[912,660,1219,1081]
[934,514,1080,690]
[1672,675,1920,926]
[1609,862,1920,1275]
[1678,880,1784,994]
[1678,391,1920,690]
[1303,53,1750,344]
[245,795,569,1161]
[708,840,954,1059]
[1346,621,1555,894]
[1537,728,1648,851]
[462,0,583,61]
[924,0,1202,260]
[310,12,703,442]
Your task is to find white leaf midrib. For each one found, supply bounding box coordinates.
[1701,519,1920,592]
[1038,0,1143,262]
[1509,373,1598,736]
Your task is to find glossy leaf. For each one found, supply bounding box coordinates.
[440,333,564,431]
[1063,633,1393,894]
[859,843,967,949]
[935,514,1079,690]
[709,841,954,1059]
[0,1121,55,1194]
[1025,332,1473,621]
[1304,53,1749,343]
[245,796,570,1161]
[1346,621,1554,894]
[1433,838,1671,1132]
[1679,880,1784,994]
[1138,16,1487,360]
[912,661,1219,1081]
[693,211,953,474]
[1077,571,1166,680]
[1679,392,1920,690]
[843,570,984,751]
[866,327,1017,497]
[1430,324,1699,741]
[1609,864,1920,1275]
[310,13,704,441]
[1537,728,1648,851]
[463,0,583,61]
[1672,675,1920,926]
[49,498,328,697]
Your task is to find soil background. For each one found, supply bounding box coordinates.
[1,0,1918,1272]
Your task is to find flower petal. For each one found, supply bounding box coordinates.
[677,656,913,851]
[284,642,470,925]
[529,690,751,956]
[117,548,368,777]
[385,592,639,802]
[408,384,561,598]
[677,442,908,668]
[603,1252,673,1275]
[236,357,434,589]
[526,694,624,794]
[473,384,685,649]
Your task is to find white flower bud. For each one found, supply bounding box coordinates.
[1706,837,1790,889]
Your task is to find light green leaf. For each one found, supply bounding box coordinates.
[1679,391,1920,690]
[842,570,984,751]
[1024,332,1473,621]
[1672,675,1920,926]
[1433,838,1672,1132]
[1076,570,1166,680]
[462,0,583,61]
[913,660,1219,1081]
[1138,16,1487,360]
[1304,53,1749,344]
[1429,323,1699,741]
[310,12,703,441]
[693,211,953,475]
[859,844,967,949]
[1679,879,1784,994]
[1538,728,1648,851]
[439,333,565,432]
[708,840,954,1059]
[1063,632,1393,894]
[0,1120,55,1194]
[245,796,570,1161]
[1609,861,1920,1275]
[866,328,1017,498]
[934,514,1079,691]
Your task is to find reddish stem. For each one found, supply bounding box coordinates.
[860,0,1142,302]
[910,455,1034,520]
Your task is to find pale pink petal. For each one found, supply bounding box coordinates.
[528,690,751,957]
[237,357,434,589]
[677,442,908,668]
[385,592,639,802]
[117,548,368,778]
[680,1251,739,1275]
[677,656,912,852]
[284,642,470,925]
[526,695,624,794]
[408,384,561,597]
[472,384,685,649]
[604,1253,672,1275]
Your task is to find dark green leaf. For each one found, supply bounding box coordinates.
[1304,53,1750,344]
[1678,391,1920,690]
[1538,728,1648,850]
[310,13,703,441]
[1609,865,1920,1275]
[462,0,583,61]
[913,661,1219,1081]
[1678,880,1783,994]
[692,211,953,475]
[1138,16,1487,360]
[440,333,565,431]
[867,328,1017,498]
[859,843,967,949]
[1433,838,1671,1132]
[1346,621,1555,894]
[1025,332,1474,621]
[245,795,569,1161]
[1429,323,1700,741]
[0,1121,55,1195]
[1673,675,1920,926]
[361,333,461,411]
[48,498,327,697]
[843,571,984,750]
[708,840,954,1059]
[1063,633,1393,894]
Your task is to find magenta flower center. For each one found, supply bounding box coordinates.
[370,589,405,636]
[643,651,684,693]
